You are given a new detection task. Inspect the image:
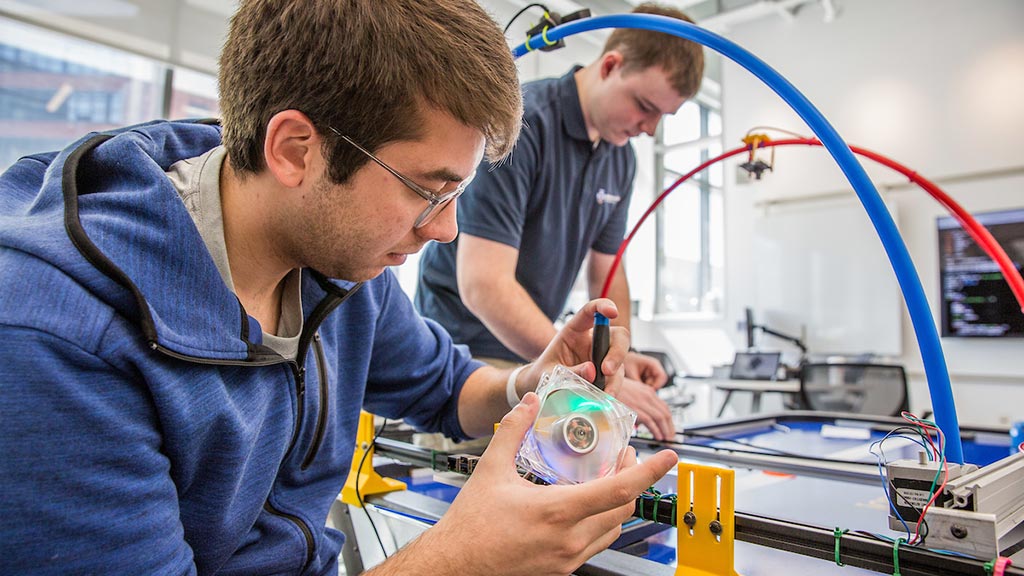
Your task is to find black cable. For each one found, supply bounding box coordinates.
[672,430,807,457]
[503,3,549,34]
[355,417,389,558]
[636,434,875,466]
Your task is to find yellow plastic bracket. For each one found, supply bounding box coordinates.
[340,411,406,507]
[676,462,740,576]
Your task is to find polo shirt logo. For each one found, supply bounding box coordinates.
[595,189,621,205]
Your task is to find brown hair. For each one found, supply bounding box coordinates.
[219,0,523,183]
[602,3,705,99]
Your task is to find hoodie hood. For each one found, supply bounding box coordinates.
[0,119,339,362]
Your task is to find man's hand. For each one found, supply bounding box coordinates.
[615,378,676,441]
[386,392,678,576]
[623,352,668,389]
[520,299,630,398]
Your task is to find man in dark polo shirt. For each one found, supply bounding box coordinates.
[417,3,704,440]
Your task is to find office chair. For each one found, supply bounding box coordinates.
[799,363,909,417]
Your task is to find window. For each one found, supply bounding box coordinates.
[0,18,165,170]
[0,17,219,172]
[654,96,724,317]
[169,66,220,120]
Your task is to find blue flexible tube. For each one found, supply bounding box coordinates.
[513,14,964,463]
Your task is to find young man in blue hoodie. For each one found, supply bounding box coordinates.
[0,1,677,574]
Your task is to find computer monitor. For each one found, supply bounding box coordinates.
[730,351,781,380]
[938,207,1024,337]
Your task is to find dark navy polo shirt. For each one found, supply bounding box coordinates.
[416,66,636,362]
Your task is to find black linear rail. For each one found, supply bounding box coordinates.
[372,442,1020,576]
[374,437,443,470]
[634,498,1024,576]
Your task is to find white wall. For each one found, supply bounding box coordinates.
[714,0,1024,426]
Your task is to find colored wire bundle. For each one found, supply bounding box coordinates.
[901,412,949,545]
[869,412,948,546]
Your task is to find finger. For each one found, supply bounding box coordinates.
[646,363,669,389]
[600,326,630,379]
[638,392,675,440]
[633,406,659,440]
[555,480,637,543]
[584,522,629,560]
[623,362,640,381]
[602,372,619,397]
[564,361,596,383]
[572,449,678,517]
[573,507,632,561]
[477,392,540,468]
[652,400,676,440]
[562,299,619,336]
[647,374,668,390]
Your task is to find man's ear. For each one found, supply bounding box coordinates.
[263,110,320,188]
[598,50,625,80]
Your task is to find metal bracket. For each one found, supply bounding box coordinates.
[341,411,406,507]
[676,462,741,576]
[920,452,1024,557]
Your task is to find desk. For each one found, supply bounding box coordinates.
[354,413,1016,576]
[684,377,800,417]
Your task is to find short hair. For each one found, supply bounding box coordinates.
[219,0,523,184]
[601,3,705,100]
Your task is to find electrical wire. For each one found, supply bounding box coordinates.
[355,417,389,559]
[901,413,948,545]
[853,530,974,559]
[744,125,810,140]
[503,3,550,34]
[870,431,918,541]
[866,412,949,546]
[672,430,802,456]
[639,433,872,465]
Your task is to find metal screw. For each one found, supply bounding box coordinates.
[709,520,723,536]
[682,511,697,528]
[950,525,968,539]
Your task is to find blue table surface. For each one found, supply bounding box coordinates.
[393,416,1011,575]
[679,418,1008,467]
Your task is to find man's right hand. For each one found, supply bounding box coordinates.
[378,391,678,576]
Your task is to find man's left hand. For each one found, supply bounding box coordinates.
[623,351,668,389]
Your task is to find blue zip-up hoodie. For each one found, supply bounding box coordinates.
[0,120,482,575]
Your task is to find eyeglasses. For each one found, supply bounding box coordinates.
[328,126,475,228]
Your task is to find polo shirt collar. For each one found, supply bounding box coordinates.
[559,65,593,143]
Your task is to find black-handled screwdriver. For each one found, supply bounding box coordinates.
[591,312,610,390]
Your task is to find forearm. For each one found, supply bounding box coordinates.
[362,527,456,575]
[456,364,522,437]
[464,280,556,360]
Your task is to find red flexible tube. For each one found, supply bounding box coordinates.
[600,138,1024,318]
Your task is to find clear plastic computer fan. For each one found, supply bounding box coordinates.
[516,365,637,485]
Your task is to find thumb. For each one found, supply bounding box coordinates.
[480,392,540,465]
[563,361,596,383]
